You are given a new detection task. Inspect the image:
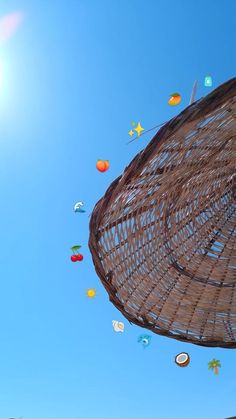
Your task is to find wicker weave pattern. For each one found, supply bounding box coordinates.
[89,78,236,348]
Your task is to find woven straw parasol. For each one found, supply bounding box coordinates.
[89,78,236,348]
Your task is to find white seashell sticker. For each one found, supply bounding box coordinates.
[112,320,124,332]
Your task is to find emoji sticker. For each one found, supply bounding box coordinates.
[70,245,83,262]
[175,352,190,367]
[168,92,181,106]
[96,160,110,172]
[112,320,124,332]
[204,75,212,87]
[128,122,144,137]
[86,288,97,298]
[208,359,221,375]
[74,201,86,213]
[137,334,152,348]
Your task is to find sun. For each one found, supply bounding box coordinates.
[86,288,96,298]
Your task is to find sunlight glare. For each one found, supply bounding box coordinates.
[0,11,24,45]
[0,61,3,90]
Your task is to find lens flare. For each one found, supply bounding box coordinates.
[0,61,3,90]
[0,11,24,44]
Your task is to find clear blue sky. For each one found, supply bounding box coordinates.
[0,1,235,418]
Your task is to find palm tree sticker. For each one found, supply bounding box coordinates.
[208,358,221,375]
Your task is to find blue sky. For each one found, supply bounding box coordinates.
[0,1,235,418]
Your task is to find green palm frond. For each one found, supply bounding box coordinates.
[208,359,221,369]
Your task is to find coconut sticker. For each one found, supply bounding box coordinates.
[175,352,190,367]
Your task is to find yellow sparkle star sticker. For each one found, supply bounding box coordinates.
[129,129,134,136]
[134,122,144,137]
